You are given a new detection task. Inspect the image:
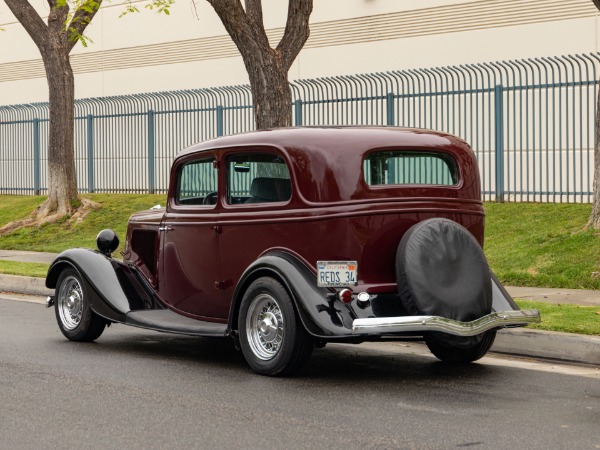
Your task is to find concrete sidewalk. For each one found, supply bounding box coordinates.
[508,286,600,307]
[0,249,58,264]
[1,250,599,366]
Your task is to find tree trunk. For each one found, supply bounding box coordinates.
[4,0,103,221]
[243,50,293,129]
[588,81,600,228]
[206,0,312,130]
[37,42,78,217]
[587,1,600,227]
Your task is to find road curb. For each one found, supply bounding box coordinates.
[493,328,600,366]
[1,274,599,367]
[0,274,52,297]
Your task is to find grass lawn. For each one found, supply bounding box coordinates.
[0,260,49,278]
[0,194,165,253]
[515,300,600,335]
[484,203,600,290]
[1,196,599,287]
[2,196,598,289]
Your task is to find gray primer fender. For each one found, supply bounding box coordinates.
[46,248,131,322]
[228,251,357,339]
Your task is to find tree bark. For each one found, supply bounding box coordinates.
[243,46,293,129]
[207,0,312,129]
[4,0,102,218]
[588,0,600,228]
[39,35,79,216]
[588,81,600,228]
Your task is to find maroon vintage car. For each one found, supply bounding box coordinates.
[45,127,540,375]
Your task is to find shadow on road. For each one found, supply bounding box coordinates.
[71,326,500,386]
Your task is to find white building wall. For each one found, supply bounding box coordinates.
[0,0,598,106]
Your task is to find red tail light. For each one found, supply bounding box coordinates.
[338,289,353,303]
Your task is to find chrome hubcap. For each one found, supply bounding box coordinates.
[246,294,284,361]
[258,312,279,342]
[57,276,84,330]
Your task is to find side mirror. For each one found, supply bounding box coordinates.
[97,229,120,257]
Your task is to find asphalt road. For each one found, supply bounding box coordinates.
[1,297,599,450]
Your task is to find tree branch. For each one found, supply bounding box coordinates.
[206,0,269,58]
[244,0,264,31]
[276,0,312,70]
[46,0,69,35]
[206,0,249,45]
[67,0,104,52]
[4,0,49,50]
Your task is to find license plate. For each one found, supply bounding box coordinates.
[317,261,358,287]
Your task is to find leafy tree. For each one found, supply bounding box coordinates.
[206,0,313,129]
[1,0,311,234]
[3,0,101,223]
[590,0,600,228]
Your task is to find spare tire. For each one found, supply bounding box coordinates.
[396,218,492,322]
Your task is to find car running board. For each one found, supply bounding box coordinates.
[125,310,227,337]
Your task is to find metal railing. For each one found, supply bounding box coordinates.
[1,53,598,202]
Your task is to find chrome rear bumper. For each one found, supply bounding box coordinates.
[352,309,540,337]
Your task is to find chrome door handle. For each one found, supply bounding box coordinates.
[158,225,173,232]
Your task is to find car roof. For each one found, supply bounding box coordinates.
[177,126,466,158]
[175,127,478,203]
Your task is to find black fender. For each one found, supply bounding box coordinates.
[46,248,159,323]
[227,251,357,339]
[226,252,520,340]
[491,272,520,311]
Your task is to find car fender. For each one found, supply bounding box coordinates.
[46,248,135,323]
[491,272,520,311]
[228,251,356,339]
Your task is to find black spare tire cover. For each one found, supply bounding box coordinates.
[396,218,492,322]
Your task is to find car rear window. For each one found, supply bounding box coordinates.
[364,151,458,186]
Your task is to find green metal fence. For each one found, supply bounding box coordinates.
[1,53,598,202]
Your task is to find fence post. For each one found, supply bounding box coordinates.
[216,106,224,137]
[33,118,40,196]
[294,100,303,126]
[87,114,94,193]
[386,92,395,126]
[494,84,505,203]
[148,109,155,194]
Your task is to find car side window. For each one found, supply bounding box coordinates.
[364,151,458,186]
[176,158,218,206]
[226,153,291,205]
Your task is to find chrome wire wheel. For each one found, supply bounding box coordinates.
[239,277,314,376]
[57,275,84,331]
[245,293,285,361]
[54,268,106,342]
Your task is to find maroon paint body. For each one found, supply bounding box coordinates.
[123,127,484,323]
